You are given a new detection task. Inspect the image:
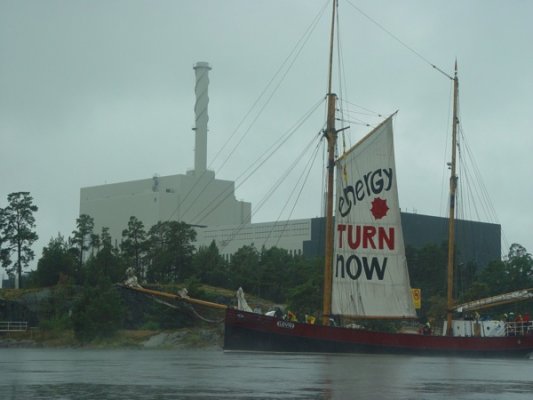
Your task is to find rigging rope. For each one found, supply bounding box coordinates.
[150,296,224,324]
[344,0,453,81]
[210,0,330,174]
[217,126,324,253]
[191,98,325,226]
[275,143,323,247]
[334,2,348,155]
[338,99,384,117]
[439,73,507,258]
[267,136,324,248]
[456,123,508,254]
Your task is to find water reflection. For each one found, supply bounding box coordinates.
[0,349,531,399]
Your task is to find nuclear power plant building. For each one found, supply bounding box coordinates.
[79,62,501,269]
[80,62,251,244]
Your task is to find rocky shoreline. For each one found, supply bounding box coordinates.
[1,285,233,350]
[0,326,224,349]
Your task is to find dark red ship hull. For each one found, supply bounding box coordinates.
[224,308,533,358]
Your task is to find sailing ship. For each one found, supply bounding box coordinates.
[121,0,533,357]
[221,0,533,357]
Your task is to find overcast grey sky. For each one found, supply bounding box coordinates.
[1,0,532,273]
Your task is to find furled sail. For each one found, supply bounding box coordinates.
[332,116,416,318]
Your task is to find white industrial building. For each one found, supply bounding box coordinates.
[80,61,264,251]
[80,170,252,245]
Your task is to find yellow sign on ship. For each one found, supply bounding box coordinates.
[411,288,421,309]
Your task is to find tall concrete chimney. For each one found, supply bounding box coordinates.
[193,61,211,174]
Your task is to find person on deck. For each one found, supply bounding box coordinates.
[286,310,298,322]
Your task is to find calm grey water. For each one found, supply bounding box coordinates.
[0,348,532,399]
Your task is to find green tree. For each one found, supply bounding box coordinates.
[406,242,448,318]
[145,221,196,283]
[504,243,533,290]
[407,243,448,297]
[258,246,293,301]
[39,285,78,331]
[455,261,478,302]
[85,227,125,285]
[425,294,447,322]
[0,192,39,288]
[72,280,124,343]
[121,216,147,278]
[34,235,77,286]
[71,214,95,269]
[192,240,228,287]
[287,256,323,316]
[228,244,260,292]
[474,243,533,295]
[90,233,100,257]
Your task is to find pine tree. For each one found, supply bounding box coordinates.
[0,192,39,288]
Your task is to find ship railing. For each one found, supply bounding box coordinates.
[0,321,28,332]
[504,321,532,336]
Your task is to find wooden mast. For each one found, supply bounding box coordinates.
[446,61,459,335]
[322,0,337,325]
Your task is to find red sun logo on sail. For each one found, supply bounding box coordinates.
[370,197,389,219]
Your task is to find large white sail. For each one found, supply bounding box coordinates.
[332,116,416,318]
